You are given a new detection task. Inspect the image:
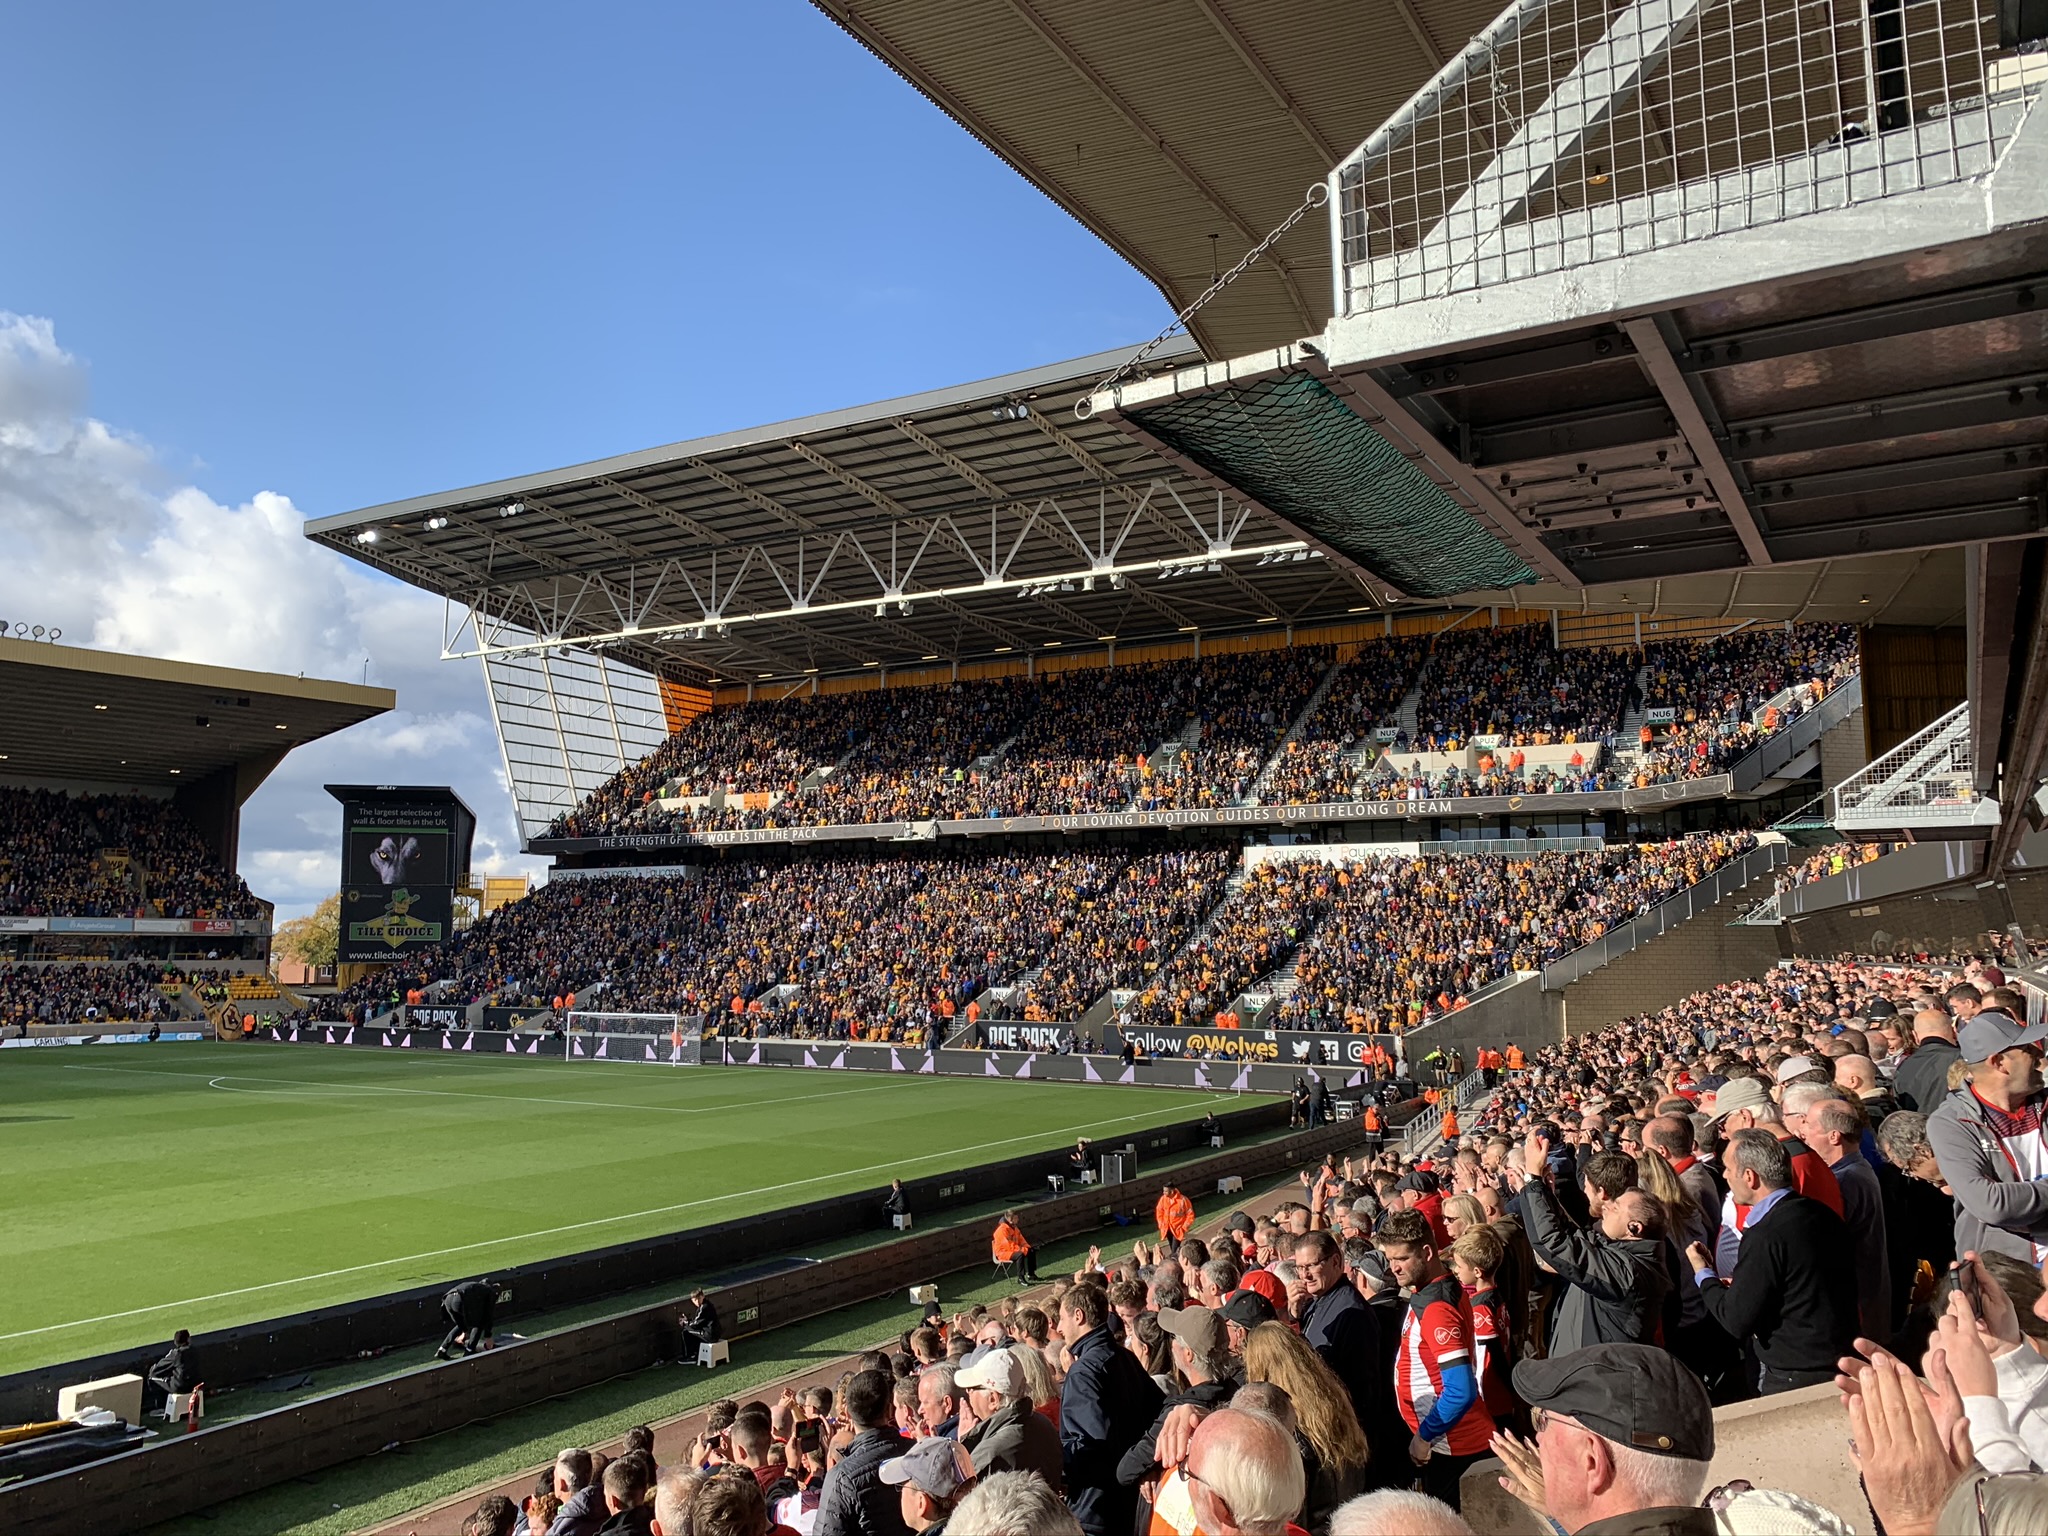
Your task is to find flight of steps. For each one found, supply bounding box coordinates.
[1612,663,1654,770]
[1240,656,1347,805]
[1234,950,1305,1024]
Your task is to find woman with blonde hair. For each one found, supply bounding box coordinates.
[1241,1320,1367,1531]
[1440,1193,1487,1239]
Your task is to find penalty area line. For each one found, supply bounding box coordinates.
[0,1095,1236,1345]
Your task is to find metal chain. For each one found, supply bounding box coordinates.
[1079,181,1332,416]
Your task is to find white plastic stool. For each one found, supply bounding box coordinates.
[892,1213,913,1230]
[1216,1175,1243,1195]
[1209,1134,1225,1149]
[697,1340,731,1368]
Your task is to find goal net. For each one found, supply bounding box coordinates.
[564,1011,701,1064]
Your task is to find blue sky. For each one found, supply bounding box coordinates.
[0,1,1172,916]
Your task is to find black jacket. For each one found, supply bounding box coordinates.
[682,1300,722,1342]
[597,1508,655,1536]
[1060,1325,1164,1536]
[444,1280,496,1330]
[1297,1282,1385,1432]
[814,1426,913,1536]
[148,1344,196,1394]
[1117,1377,1236,1484]
[1518,1180,1669,1355]
[1697,1192,1859,1378]
[1892,1039,1960,1114]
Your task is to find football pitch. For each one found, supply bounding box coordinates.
[0,1044,1233,1379]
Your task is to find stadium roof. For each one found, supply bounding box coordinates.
[308,340,1961,689]
[812,0,1507,359]
[0,637,394,792]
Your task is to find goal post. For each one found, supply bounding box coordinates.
[564,1011,702,1064]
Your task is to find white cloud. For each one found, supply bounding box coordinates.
[0,312,549,919]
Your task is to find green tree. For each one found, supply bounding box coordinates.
[273,891,341,971]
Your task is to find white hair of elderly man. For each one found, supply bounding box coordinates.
[1328,1489,1474,1536]
[948,1471,1083,1536]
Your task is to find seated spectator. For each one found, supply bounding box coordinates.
[462,1496,519,1536]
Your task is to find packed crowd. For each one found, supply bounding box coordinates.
[539,625,1863,841]
[1410,627,1635,750]
[0,961,190,1032]
[1770,841,1897,897]
[1270,835,1757,1034]
[333,847,1239,1035]
[463,942,2048,1536]
[333,833,1755,1038]
[0,787,263,919]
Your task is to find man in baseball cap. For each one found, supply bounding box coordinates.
[1703,1076,1771,1128]
[1927,1008,2048,1264]
[1502,1343,1714,1534]
[1216,1289,1276,1356]
[880,1434,977,1536]
[954,1346,1062,1490]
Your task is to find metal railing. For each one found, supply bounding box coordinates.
[1539,838,1791,987]
[1331,0,2029,314]
[1832,701,2000,829]
[1730,673,1863,793]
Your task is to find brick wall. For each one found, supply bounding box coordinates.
[1554,879,1785,1035]
[1818,706,1868,793]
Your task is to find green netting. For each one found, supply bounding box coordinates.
[1127,371,1534,598]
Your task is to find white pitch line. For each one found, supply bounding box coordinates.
[0,1095,1234,1343]
[59,1063,896,1118]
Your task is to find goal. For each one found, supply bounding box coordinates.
[564,1011,701,1064]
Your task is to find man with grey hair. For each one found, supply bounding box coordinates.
[947,1470,1083,1536]
[1788,1088,1890,1344]
[918,1364,962,1439]
[1328,1491,1472,1536]
[1182,1408,1305,1536]
[1684,1128,1858,1394]
[1497,1345,1714,1535]
[650,1468,704,1536]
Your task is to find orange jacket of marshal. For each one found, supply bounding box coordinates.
[1154,1188,1195,1244]
[991,1216,1032,1264]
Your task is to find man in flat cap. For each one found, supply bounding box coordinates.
[1492,1343,1715,1535]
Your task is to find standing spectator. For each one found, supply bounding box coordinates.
[1118,1307,1239,1493]
[599,1457,655,1536]
[1182,1408,1307,1536]
[1789,1089,1892,1345]
[955,1349,1062,1489]
[918,1365,962,1440]
[1058,1283,1163,1536]
[948,1471,1084,1536]
[1290,1231,1398,1485]
[1927,1010,2048,1266]
[879,1436,977,1536]
[1893,1008,1962,1114]
[1240,1321,1370,1531]
[1509,1137,1669,1355]
[815,1370,913,1536]
[550,1449,610,1536]
[1684,1130,1858,1395]
[1376,1210,1495,1509]
[1492,1345,1714,1536]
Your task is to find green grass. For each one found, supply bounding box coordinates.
[2,1043,1231,1378]
[138,1171,1277,1536]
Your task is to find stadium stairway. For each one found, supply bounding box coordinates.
[1239,654,1346,805]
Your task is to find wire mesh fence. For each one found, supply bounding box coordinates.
[1333,0,2035,313]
